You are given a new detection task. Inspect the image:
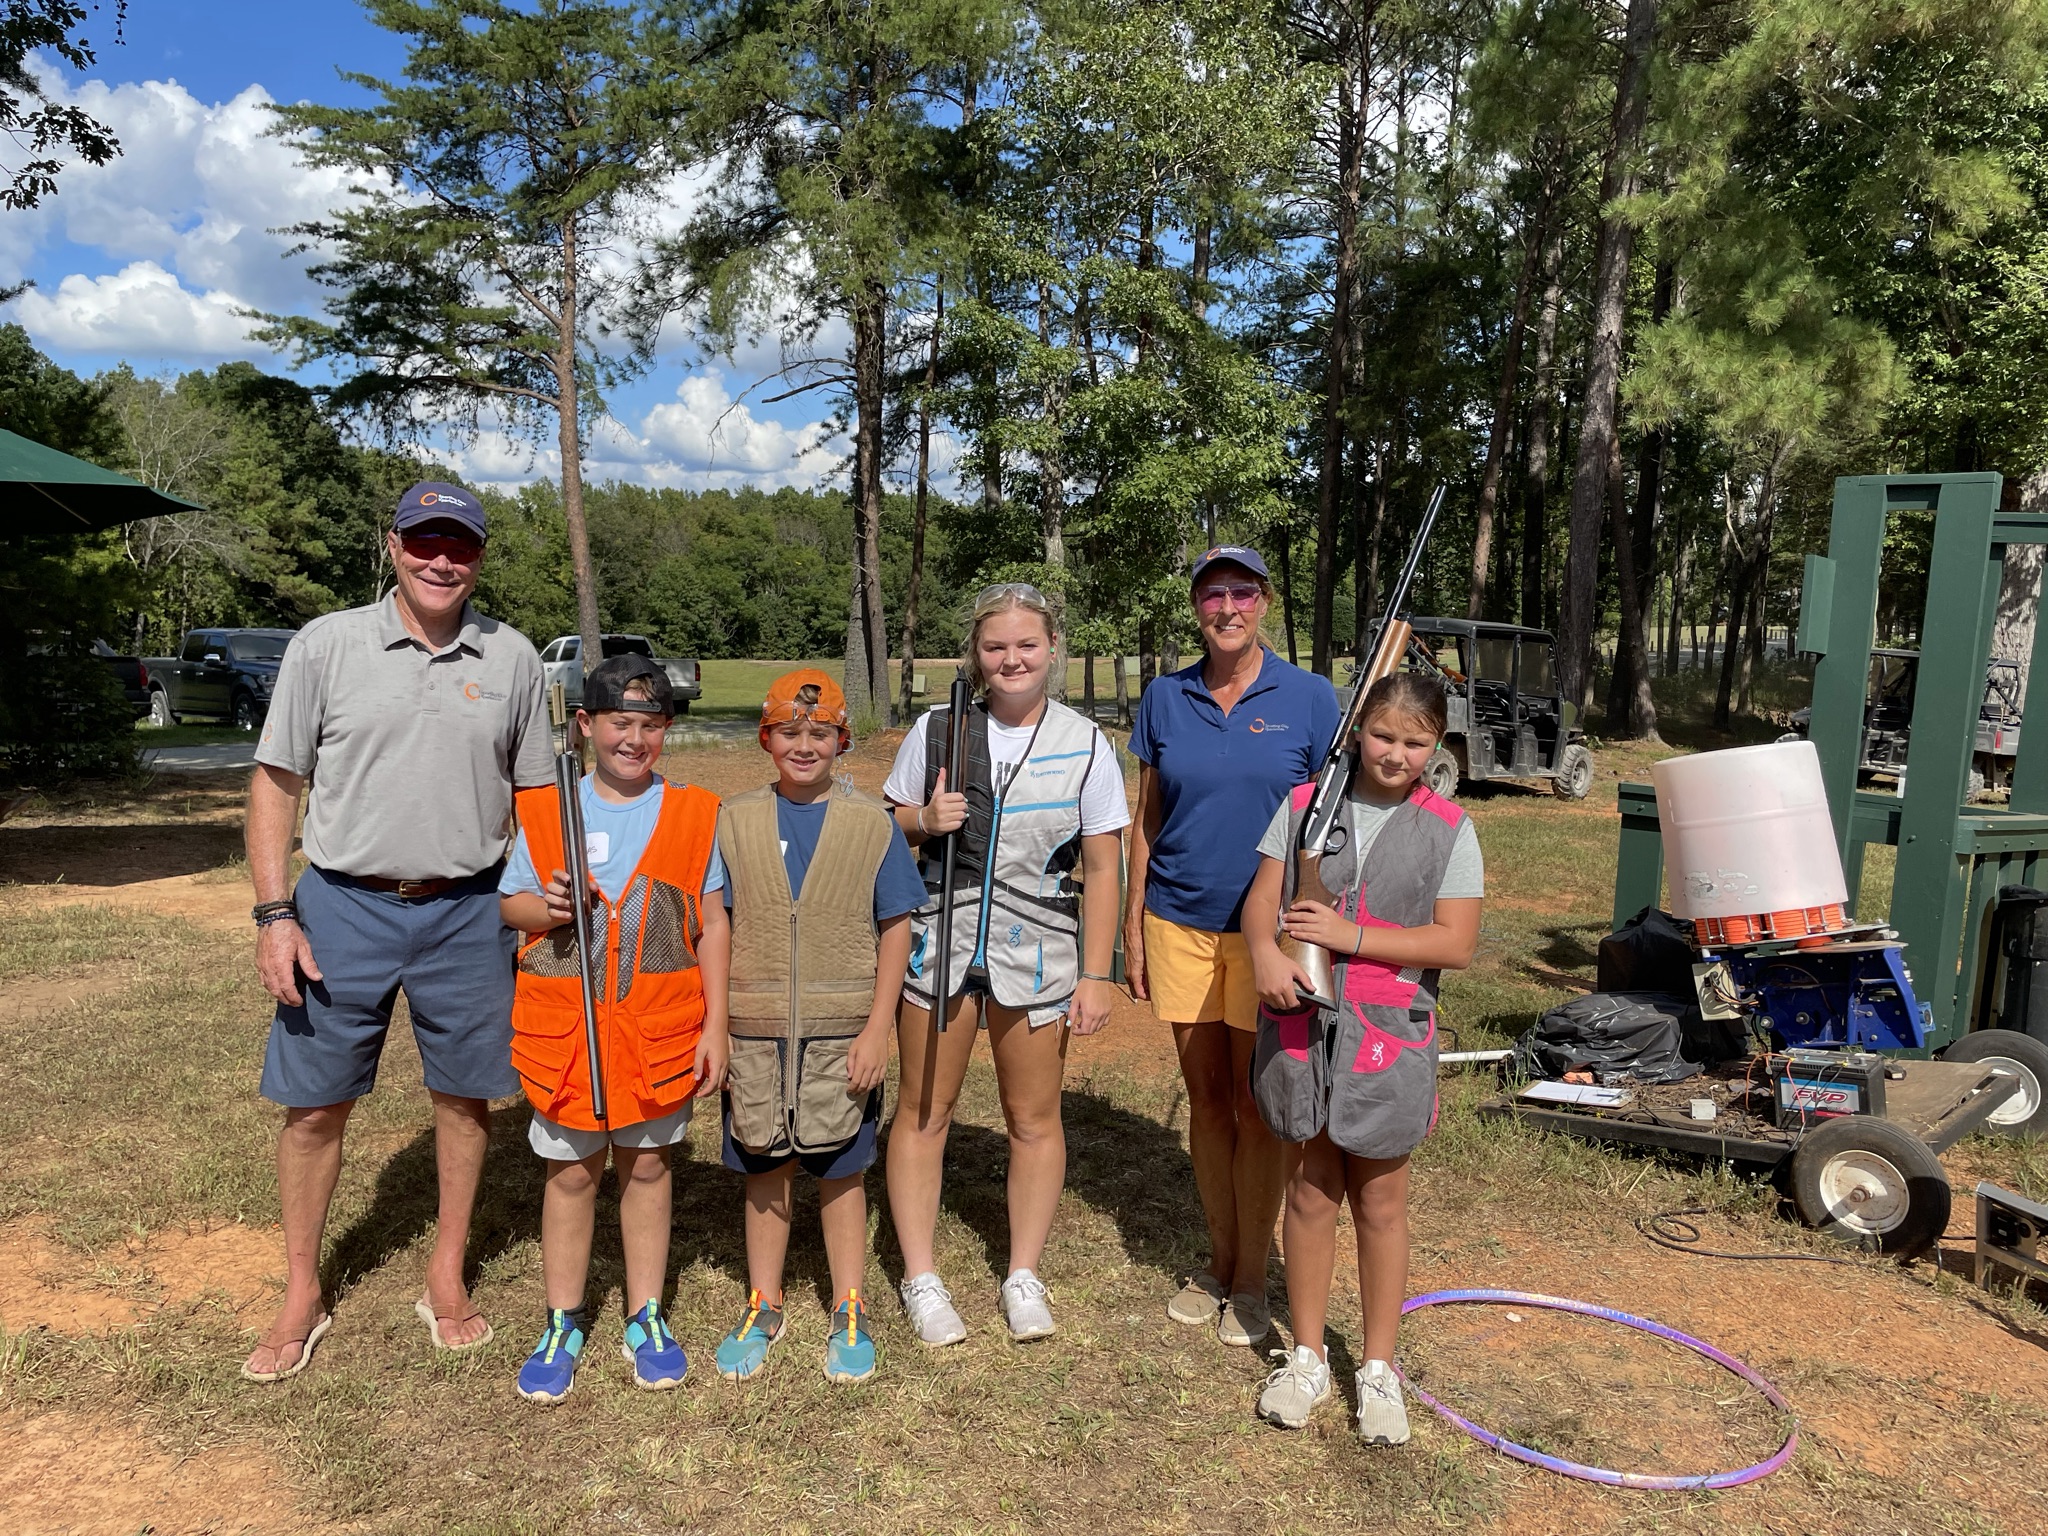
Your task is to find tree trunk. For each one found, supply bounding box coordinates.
[1114,639,1130,726]
[1521,232,1563,629]
[1193,211,1219,545]
[1278,519,1299,666]
[1360,467,1390,635]
[899,283,941,722]
[1038,281,1067,674]
[849,281,891,722]
[1468,214,1543,619]
[1082,647,1096,719]
[1313,14,1370,679]
[1604,434,1662,741]
[1350,434,1374,654]
[1557,0,1660,712]
[558,210,602,664]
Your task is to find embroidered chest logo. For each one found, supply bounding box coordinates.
[1248,718,1287,734]
[462,680,509,703]
[1369,1037,1387,1068]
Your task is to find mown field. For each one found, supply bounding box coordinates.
[2,716,2047,1535]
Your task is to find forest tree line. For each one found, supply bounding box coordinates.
[11,0,2048,747]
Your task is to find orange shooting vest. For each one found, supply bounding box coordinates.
[511,780,720,1130]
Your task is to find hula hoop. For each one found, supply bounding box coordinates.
[1396,1288,1797,1490]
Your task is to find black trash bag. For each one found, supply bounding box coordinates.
[1677,1006,1750,1068]
[1597,907,1696,996]
[1513,991,1704,1084]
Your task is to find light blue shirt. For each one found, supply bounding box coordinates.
[500,774,725,904]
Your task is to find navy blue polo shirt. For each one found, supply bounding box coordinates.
[1129,649,1340,932]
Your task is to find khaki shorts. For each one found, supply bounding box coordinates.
[1142,912,1260,1031]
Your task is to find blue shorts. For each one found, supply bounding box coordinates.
[260,864,519,1108]
[720,1089,882,1181]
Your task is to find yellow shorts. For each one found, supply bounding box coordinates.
[1142,912,1260,1031]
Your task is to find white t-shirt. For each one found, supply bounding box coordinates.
[884,706,1132,835]
[1255,790,1484,899]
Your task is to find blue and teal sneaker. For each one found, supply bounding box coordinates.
[516,1307,586,1404]
[714,1290,784,1382]
[824,1291,875,1383]
[621,1298,687,1390]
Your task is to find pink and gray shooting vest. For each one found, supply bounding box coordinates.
[1251,780,1466,1159]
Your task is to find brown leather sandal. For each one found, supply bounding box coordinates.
[415,1294,494,1352]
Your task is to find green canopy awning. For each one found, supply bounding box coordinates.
[0,428,203,537]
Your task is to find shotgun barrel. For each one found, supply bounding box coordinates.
[931,676,972,1032]
[1283,482,1448,1009]
[556,735,606,1122]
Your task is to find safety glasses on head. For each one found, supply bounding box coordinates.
[975,581,1049,609]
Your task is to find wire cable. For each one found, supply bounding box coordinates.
[1637,1205,1866,1267]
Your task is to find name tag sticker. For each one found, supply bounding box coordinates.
[585,831,610,865]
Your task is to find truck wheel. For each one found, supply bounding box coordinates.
[1422,748,1459,799]
[232,692,258,732]
[148,688,178,729]
[1552,741,1593,799]
[675,698,690,715]
[1789,1116,1950,1260]
[1942,1029,2048,1139]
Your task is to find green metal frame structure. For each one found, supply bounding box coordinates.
[1613,473,2048,1052]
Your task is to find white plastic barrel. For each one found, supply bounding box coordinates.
[1650,740,1848,920]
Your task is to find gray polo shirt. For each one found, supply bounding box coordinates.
[256,593,554,879]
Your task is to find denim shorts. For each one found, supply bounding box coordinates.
[720,1090,881,1181]
[259,864,519,1108]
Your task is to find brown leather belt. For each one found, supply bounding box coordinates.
[348,875,466,898]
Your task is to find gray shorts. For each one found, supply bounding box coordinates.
[259,864,519,1108]
[529,1102,694,1162]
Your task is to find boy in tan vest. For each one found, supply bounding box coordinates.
[713,670,922,1382]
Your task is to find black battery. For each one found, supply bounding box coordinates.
[1768,1049,1888,1129]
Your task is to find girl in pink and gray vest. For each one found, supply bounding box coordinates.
[1241,674,1483,1444]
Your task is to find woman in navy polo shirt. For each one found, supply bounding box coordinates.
[1125,546,1340,1350]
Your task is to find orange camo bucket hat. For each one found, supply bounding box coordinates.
[759,668,852,751]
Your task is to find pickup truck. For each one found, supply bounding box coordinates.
[93,639,152,718]
[540,634,702,713]
[145,628,296,730]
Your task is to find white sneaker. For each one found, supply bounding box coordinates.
[999,1269,1056,1341]
[1355,1359,1411,1445]
[899,1271,968,1347]
[1257,1344,1332,1429]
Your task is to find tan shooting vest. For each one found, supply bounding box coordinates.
[717,783,894,1155]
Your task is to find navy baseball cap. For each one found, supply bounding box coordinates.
[394,481,486,539]
[584,654,674,716]
[1190,543,1271,584]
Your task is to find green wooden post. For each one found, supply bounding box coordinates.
[1891,474,2003,1045]
[2012,540,2048,814]
[1807,479,1890,862]
[1613,783,1665,929]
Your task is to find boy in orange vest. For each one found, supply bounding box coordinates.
[499,654,730,1403]
[712,669,922,1383]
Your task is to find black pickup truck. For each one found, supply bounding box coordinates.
[144,628,296,730]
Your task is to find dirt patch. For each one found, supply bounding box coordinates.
[0,1219,282,1334]
[0,1406,305,1536]
[5,871,255,932]
[0,823,246,888]
[0,962,148,1030]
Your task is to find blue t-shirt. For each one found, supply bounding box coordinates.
[723,792,927,921]
[1129,648,1340,932]
[500,774,725,904]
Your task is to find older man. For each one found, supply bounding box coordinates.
[241,481,554,1381]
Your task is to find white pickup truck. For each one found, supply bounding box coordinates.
[540,634,702,712]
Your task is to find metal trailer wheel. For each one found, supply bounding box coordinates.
[1788,1117,1950,1260]
[232,691,258,731]
[1942,1029,2048,1139]
[148,688,178,728]
[1423,747,1460,799]
[1552,741,1593,800]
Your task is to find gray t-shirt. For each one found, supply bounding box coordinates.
[1256,792,1485,900]
[256,593,554,879]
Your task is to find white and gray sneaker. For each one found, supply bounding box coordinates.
[1257,1344,1332,1429]
[1218,1292,1272,1347]
[1355,1359,1411,1445]
[899,1271,968,1347]
[999,1269,1056,1341]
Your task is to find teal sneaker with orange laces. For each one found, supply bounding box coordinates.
[714,1290,784,1382]
[824,1290,876,1383]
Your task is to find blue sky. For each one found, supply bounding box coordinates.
[2,1,884,495]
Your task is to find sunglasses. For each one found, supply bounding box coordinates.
[1195,582,1263,612]
[976,581,1048,607]
[399,529,484,564]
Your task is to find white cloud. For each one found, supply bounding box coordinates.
[10,261,268,358]
[642,373,841,479]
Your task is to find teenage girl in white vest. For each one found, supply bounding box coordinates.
[882,583,1131,1344]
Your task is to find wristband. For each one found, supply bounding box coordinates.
[916,805,929,835]
[252,900,297,926]
[1351,925,1365,956]
[1080,971,1113,982]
